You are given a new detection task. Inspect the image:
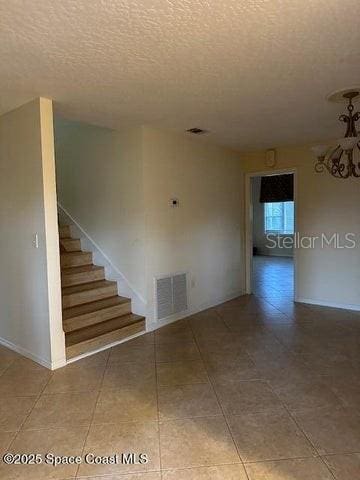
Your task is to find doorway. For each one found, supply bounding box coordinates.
[245,170,297,312]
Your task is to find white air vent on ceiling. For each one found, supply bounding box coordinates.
[155,272,188,320]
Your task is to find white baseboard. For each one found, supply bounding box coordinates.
[58,203,147,317]
[296,297,360,312]
[147,289,245,331]
[0,336,67,370]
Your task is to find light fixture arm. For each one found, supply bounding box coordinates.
[313,90,360,179]
[339,93,360,138]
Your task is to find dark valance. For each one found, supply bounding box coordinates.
[260,174,294,203]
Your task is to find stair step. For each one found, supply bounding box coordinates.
[60,237,81,252]
[62,280,118,308]
[65,314,145,358]
[59,225,71,239]
[61,265,105,287]
[60,251,92,268]
[63,295,131,332]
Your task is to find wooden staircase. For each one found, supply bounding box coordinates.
[59,225,145,359]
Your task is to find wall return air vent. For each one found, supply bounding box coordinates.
[155,273,188,320]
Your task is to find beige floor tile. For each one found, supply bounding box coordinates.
[0,431,16,455]
[155,321,194,344]
[0,347,19,375]
[0,346,20,362]
[11,357,49,371]
[0,396,37,431]
[155,341,200,363]
[77,422,160,476]
[125,332,155,346]
[82,474,161,480]
[245,458,333,480]
[188,309,220,327]
[158,384,221,420]
[23,392,98,429]
[67,350,109,367]
[273,379,344,412]
[214,380,283,415]
[204,351,262,384]
[299,352,353,375]
[162,464,248,479]
[227,410,315,462]
[109,344,155,365]
[0,362,51,397]
[327,377,360,408]
[160,417,239,469]
[157,361,208,386]
[0,426,88,480]
[323,453,360,480]
[93,385,158,424]
[44,365,105,394]
[102,363,156,389]
[294,407,360,454]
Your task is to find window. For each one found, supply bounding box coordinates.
[264,201,294,234]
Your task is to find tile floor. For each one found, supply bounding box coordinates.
[0,256,359,479]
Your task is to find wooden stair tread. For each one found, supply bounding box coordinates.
[59,224,144,359]
[61,265,103,275]
[62,280,116,296]
[63,295,130,320]
[61,251,89,257]
[65,314,144,347]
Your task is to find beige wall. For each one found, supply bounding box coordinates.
[242,146,360,308]
[0,98,65,368]
[55,122,245,325]
[143,127,244,324]
[55,120,146,305]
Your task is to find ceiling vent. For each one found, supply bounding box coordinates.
[155,273,188,320]
[186,127,208,135]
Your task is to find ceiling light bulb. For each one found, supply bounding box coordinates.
[311,145,329,157]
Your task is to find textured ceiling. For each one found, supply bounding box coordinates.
[1,0,359,150]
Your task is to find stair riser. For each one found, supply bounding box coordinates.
[61,239,81,252]
[63,302,132,332]
[66,320,145,358]
[61,253,92,268]
[61,269,105,287]
[59,225,71,238]
[62,285,118,309]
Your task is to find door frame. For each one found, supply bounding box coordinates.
[244,167,298,299]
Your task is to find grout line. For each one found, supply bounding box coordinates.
[188,311,250,480]
[75,350,111,479]
[265,381,338,480]
[6,363,55,449]
[153,340,163,478]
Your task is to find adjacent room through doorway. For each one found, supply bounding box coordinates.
[251,173,295,315]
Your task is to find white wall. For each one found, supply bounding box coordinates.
[55,120,146,308]
[143,127,244,325]
[251,176,293,257]
[242,146,360,309]
[0,98,65,368]
[55,122,245,327]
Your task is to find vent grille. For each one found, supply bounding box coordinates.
[155,273,188,320]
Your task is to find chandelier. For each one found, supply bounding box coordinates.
[311,91,360,178]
